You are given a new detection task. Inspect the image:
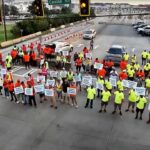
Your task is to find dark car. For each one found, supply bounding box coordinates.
[104,45,126,66]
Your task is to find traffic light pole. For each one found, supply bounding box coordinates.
[2,0,7,41]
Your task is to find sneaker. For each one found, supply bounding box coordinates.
[54,106,58,109]
[139,117,142,120]
[75,105,78,108]
[112,111,116,114]
[135,117,138,119]
[146,120,150,124]
[125,109,129,112]
[99,110,102,113]
[84,106,88,108]
[22,101,24,104]
[16,101,20,104]
[132,110,135,113]
[90,106,93,109]
[119,111,122,116]
[104,109,107,112]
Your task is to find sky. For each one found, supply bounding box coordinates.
[72,0,150,5]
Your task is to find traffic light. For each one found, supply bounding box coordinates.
[79,0,90,16]
[34,0,44,16]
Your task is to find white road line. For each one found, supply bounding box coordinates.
[11,66,25,73]
[76,44,84,48]
[94,45,99,49]
[30,69,37,74]
[22,69,34,77]
[12,74,24,77]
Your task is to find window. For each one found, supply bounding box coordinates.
[108,48,123,55]
[85,31,93,34]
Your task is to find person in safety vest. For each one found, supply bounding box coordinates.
[99,89,111,113]
[141,50,148,65]
[67,70,74,82]
[112,90,124,116]
[23,52,30,69]
[123,53,129,62]
[147,51,150,62]
[105,79,112,93]
[120,59,127,70]
[75,57,83,72]
[135,95,147,120]
[131,54,136,64]
[97,67,106,78]
[97,76,104,98]
[125,89,138,113]
[119,70,128,80]
[145,76,150,97]
[85,85,96,109]
[136,69,145,80]
[127,67,135,81]
[144,63,150,77]
[8,81,18,102]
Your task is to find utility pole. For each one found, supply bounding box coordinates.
[2,0,7,41]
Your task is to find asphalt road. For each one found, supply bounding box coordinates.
[0,18,150,150]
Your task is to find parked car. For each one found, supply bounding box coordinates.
[132,22,144,26]
[138,26,150,35]
[137,25,149,34]
[104,45,126,66]
[135,24,147,30]
[83,29,96,40]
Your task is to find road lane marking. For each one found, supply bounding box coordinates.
[11,66,25,73]
[76,44,84,47]
[22,69,34,77]
[94,45,99,49]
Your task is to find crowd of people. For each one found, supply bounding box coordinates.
[0,41,150,125]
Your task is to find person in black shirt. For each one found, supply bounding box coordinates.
[62,79,70,104]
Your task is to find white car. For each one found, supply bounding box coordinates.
[83,29,96,40]
[46,41,73,53]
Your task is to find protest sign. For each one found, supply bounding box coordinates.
[94,63,103,70]
[44,89,54,96]
[128,80,137,88]
[14,87,24,95]
[46,79,55,86]
[122,80,129,88]
[25,88,33,96]
[34,84,44,93]
[60,71,67,78]
[50,71,58,78]
[135,87,146,96]
[96,82,104,90]
[62,51,69,56]
[81,76,92,86]
[67,88,76,95]
[37,75,45,83]
[109,77,117,87]
[122,80,137,88]
[86,53,92,59]
[1,68,7,75]
[74,75,82,82]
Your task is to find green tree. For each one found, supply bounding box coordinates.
[10,5,19,15]
[4,4,9,16]
[28,0,49,16]
[61,7,72,14]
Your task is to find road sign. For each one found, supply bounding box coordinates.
[48,0,71,5]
